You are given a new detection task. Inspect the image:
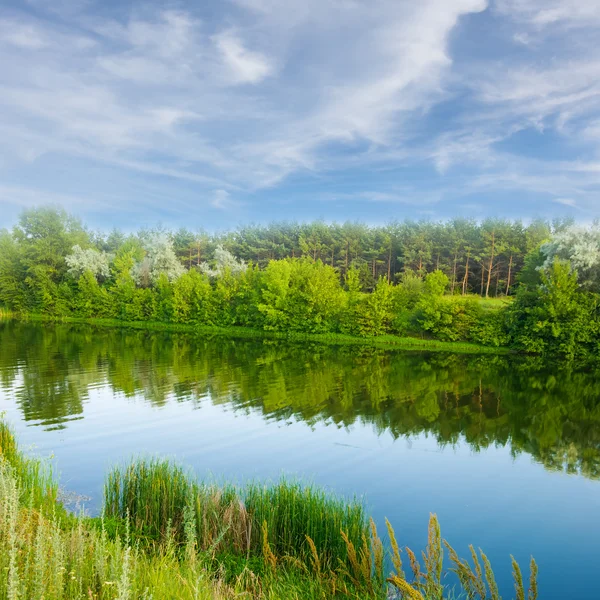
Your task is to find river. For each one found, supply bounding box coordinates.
[1,320,599,598]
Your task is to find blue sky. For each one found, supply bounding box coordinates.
[1,0,600,231]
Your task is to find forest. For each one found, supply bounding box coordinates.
[0,207,599,362]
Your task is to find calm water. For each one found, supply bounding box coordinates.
[1,321,599,599]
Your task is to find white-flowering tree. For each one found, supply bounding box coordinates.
[132,233,185,287]
[540,224,600,292]
[66,245,111,281]
[199,245,247,278]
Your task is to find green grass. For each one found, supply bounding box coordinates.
[244,480,366,568]
[469,295,513,310]
[0,420,539,600]
[0,421,59,513]
[104,459,367,569]
[13,313,512,355]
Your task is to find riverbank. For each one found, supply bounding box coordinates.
[4,313,513,355]
[0,421,536,600]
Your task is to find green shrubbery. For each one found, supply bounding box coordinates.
[2,246,509,346]
[2,207,600,361]
[506,259,600,362]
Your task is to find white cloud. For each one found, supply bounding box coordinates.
[210,189,240,211]
[495,0,600,27]
[0,19,48,49]
[1,0,600,220]
[214,30,273,84]
[0,0,490,195]
[553,198,577,207]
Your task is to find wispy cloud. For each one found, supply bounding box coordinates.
[0,0,600,227]
[214,30,273,84]
[495,0,600,27]
[210,189,241,211]
[0,184,114,211]
[553,197,577,207]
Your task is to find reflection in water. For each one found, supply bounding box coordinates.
[1,320,599,480]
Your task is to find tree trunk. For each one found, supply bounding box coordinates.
[345,241,349,273]
[485,231,495,298]
[505,254,513,296]
[480,262,485,297]
[451,251,458,293]
[494,266,500,297]
[462,252,470,296]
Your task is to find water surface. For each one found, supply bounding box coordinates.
[1,321,599,598]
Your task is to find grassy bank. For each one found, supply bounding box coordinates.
[6,313,513,355]
[0,420,538,599]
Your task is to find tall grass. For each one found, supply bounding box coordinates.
[104,460,367,568]
[0,422,540,599]
[245,480,366,567]
[0,421,58,512]
[0,458,255,599]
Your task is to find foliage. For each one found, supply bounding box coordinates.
[540,224,600,292]
[171,269,214,325]
[65,245,111,281]
[131,233,185,287]
[199,245,247,278]
[424,270,449,297]
[508,259,600,361]
[258,259,345,333]
[2,207,600,361]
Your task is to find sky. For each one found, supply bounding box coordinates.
[1,0,600,231]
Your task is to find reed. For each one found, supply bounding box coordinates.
[104,460,368,569]
[385,513,539,600]
[244,479,366,566]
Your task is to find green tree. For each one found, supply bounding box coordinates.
[508,259,599,360]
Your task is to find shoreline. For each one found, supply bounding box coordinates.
[3,312,513,355]
[0,420,537,599]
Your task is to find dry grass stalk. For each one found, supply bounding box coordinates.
[386,517,404,579]
[512,555,525,600]
[261,520,277,571]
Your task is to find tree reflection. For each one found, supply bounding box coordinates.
[1,321,599,477]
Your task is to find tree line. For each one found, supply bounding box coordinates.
[136,218,560,296]
[0,207,598,361]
